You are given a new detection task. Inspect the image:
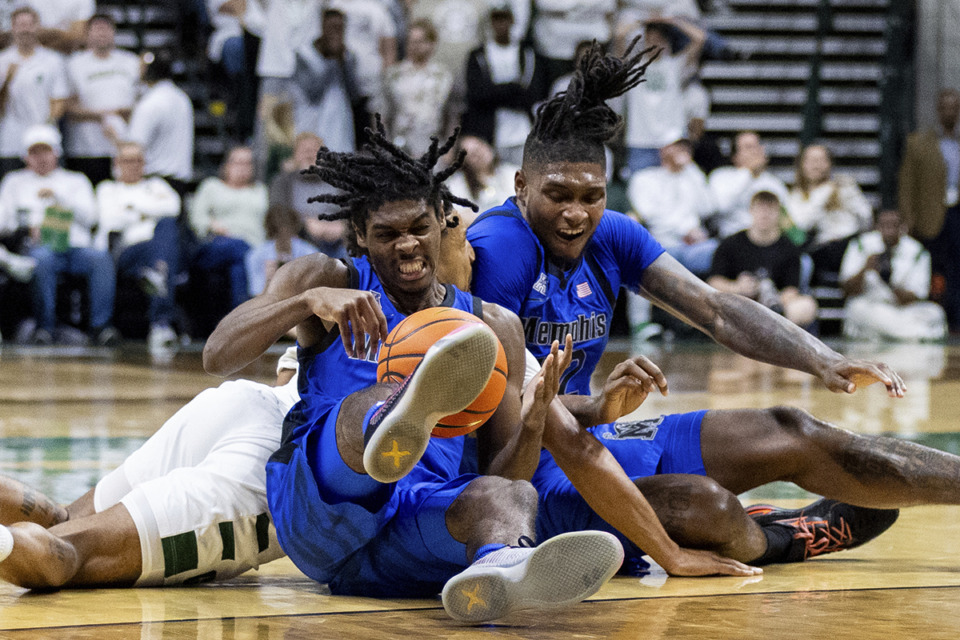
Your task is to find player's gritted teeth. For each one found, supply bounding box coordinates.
[398,258,428,280]
[557,228,585,242]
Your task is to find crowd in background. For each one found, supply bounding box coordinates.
[0,0,951,351]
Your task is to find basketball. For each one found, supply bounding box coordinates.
[377,307,508,437]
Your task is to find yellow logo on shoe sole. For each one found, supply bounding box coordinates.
[382,440,411,468]
[462,583,486,612]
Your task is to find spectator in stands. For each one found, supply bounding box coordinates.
[708,130,789,238]
[24,0,94,53]
[64,14,140,186]
[0,124,116,345]
[205,0,265,141]
[119,50,194,196]
[245,204,317,297]
[407,0,528,127]
[269,131,346,258]
[289,8,359,154]
[628,138,716,275]
[619,17,705,176]
[93,141,181,351]
[189,145,267,311]
[708,190,817,329]
[462,2,548,167]
[0,6,69,179]
[899,88,960,330]
[326,0,397,147]
[444,134,518,226]
[683,76,725,175]
[787,143,872,283]
[379,18,452,158]
[531,0,614,85]
[839,209,946,342]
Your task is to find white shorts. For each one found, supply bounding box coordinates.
[94,378,299,586]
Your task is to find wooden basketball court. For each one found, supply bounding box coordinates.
[1,339,959,638]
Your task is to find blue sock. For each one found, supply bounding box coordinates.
[474,543,507,562]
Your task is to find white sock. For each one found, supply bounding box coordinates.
[0,524,13,563]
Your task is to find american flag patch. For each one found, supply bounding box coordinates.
[576,282,592,298]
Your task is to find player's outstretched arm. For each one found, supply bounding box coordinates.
[204,254,388,376]
[476,304,565,481]
[640,253,906,398]
[541,402,760,578]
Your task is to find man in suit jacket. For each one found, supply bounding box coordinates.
[898,88,960,328]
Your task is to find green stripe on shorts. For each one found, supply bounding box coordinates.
[219,521,236,561]
[161,531,199,578]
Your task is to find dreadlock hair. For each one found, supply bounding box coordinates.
[524,36,659,170]
[303,116,476,256]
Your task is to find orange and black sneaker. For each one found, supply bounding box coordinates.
[746,499,899,562]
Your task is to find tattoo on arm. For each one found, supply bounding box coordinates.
[20,490,37,518]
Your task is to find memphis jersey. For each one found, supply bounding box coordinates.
[468,198,664,395]
[268,256,481,585]
[282,255,482,456]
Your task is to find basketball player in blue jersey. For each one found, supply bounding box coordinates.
[465,39,960,571]
[199,121,708,623]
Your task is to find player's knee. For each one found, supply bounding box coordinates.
[766,405,820,440]
[465,476,537,518]
[682,478,743,543]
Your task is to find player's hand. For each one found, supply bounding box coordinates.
[305,287,388,359]
[661,547,762,578]
[594,355,668,424]
[820,357,906,398]
[521,335,573,434]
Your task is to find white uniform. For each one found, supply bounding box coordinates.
[93,375,299,586]
[0,45,69,157]
[65,49,141,159]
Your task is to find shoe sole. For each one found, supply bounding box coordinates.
[363,323,498,484]
[441,531,625,623]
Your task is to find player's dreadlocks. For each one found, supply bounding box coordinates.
[524,36,659,169]
[303,116,476,246]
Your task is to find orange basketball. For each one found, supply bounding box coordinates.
[377,307,508,437]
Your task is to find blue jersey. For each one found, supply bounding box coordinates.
[468,198,664,395]
[267,256,482,587]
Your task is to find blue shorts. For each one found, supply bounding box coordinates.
[533,410,707,566]
[267,396,475,597]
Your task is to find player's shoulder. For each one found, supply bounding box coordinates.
[478,300,524,346]
[469,199,529,236]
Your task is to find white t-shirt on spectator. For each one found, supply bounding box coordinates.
[532,0,615,60]
[94,177,181,251]
[327,0,396,99]
[256,0,321,79]
[206,0,267,62]
[0,45,69,157]
[628,163,714,247]
[624,52,687,149]
[484,41,531,151]
[708,166,789,238]
[125,80,195,181]
[0,167,96,247]
[65,48,141,158]
[27,0,95,30]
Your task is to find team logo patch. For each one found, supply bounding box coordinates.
[602,416,663,440]
[533,272,548,295]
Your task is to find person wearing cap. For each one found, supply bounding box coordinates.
[0,124,116,345]
[707,131,789,239]
[0,6,69,179]
[461,1,548,167]
[708,190,818,330]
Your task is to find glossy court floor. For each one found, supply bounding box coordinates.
[1,338,959,639]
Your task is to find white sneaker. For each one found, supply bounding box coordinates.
[362,323,498,484]
[0,249,36,283]
[442,531,624,623]
[148,324,177,352]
